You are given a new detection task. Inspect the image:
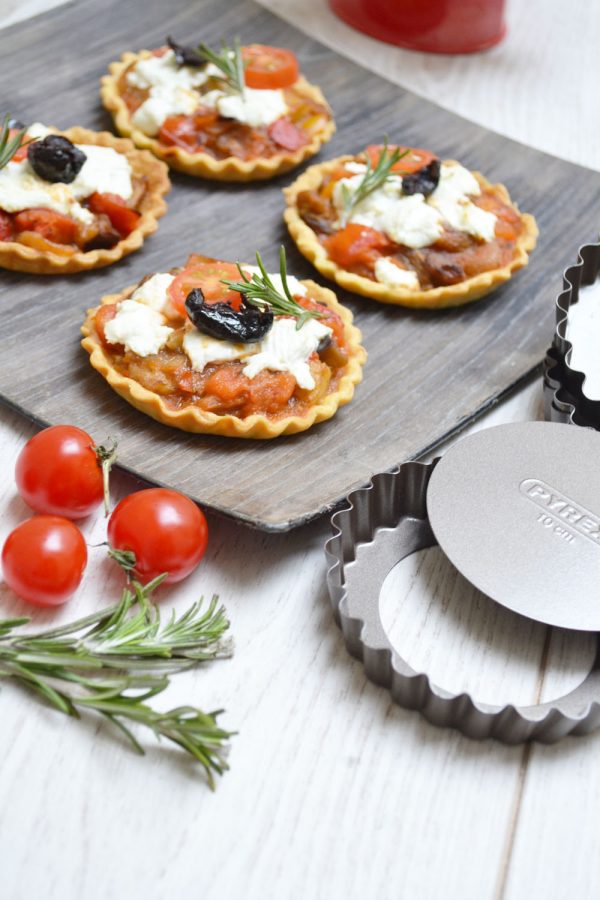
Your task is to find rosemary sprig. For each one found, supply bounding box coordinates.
[0,577,233,787]
[340,136,410,226]
[222,246,321,331]
[0,114,31,170]
[197,38,246,95]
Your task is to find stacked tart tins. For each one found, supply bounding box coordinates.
[545,241,600,429]
[326,421,600,744]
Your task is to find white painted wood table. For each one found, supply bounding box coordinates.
[1,2,599,898]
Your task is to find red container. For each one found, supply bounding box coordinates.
[329,0,506,54]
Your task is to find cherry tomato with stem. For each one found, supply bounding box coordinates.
[2,516,87,607]
[15,424,116,519]
[107,488,209,585]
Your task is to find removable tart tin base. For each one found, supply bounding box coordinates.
[325,422,600,744]
[545,241,600,428]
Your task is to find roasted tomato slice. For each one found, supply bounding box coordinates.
[242,44,299,89]
[158,110,219,150]
[268,118,306,150]
[169,256,244,317]
[475,193,522,241]
[0,211,14,241]
[364,144,437,174]
[324,223,392,268]
[14,208,78,244]
[94,303,118,346]
[87,192,140,237]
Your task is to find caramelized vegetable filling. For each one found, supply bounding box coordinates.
[0,126,145,253]
[119,47,331,160]
[296,149,524,290]
[93,257,350,420]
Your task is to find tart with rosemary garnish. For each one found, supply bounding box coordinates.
[0,116,170,274]
[284,140,538,309]
[101,38,335,182]
[81,248,365,438]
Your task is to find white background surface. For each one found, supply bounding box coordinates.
[1,1,599,898]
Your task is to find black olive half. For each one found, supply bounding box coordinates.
[28,135,87,184]
[167,36,205,67]
[401,158,441,197]
[185,288,274,343]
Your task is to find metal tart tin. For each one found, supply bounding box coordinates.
[545,241,600,428]
[325,422,600,743]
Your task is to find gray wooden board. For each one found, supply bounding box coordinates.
[0,0,598,531]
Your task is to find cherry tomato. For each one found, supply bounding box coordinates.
[0,211,14,241]
[364,144,437,174]
[15,425,105,519]
[169,256,243,317]
[268,118,305,151]
[14,208,78,244]
[324,223,392,268]
[107,488,209,585]
[2,516,87,607]
[87,193,140,237]
[242,44,299,90]
[94,303,118,346]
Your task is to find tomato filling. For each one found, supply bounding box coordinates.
[296,148,524,290]
[94,256,349,420]
[0,132,145,252]
[119,44,331,161]
[0,185,145,252]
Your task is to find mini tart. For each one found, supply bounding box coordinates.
[81,274,365,439]
[101,50,335,182]
[284,154,538,309]
[0,126,170,275]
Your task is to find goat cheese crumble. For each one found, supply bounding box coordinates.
[127,49,287,136]
[332,161,498,256]
[105,269,333,390]
[0,126,133,226]
[104,300,174,357]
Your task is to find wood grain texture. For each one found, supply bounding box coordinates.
[1,3,600,900]
[2,0,599,530]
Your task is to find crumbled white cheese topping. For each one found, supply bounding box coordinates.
[0,138,133,225]
[183,318,332,392]
[117,267,331,390]
[203,86,287,128]
[182,317,333,391]
[130,273,175,311]
[242,318,331,390]
[127,48,287,135]
[243,266,307,298]
[429,162,496,241]
[127,50,209,91]
[182,330,251,371]
[132,84,200,136]
[374,257,419,290]
[69,145,133,202]
[332,160,497,248]
[128,50,209,136]
[565,279,600,401]
[104,300,173,357]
